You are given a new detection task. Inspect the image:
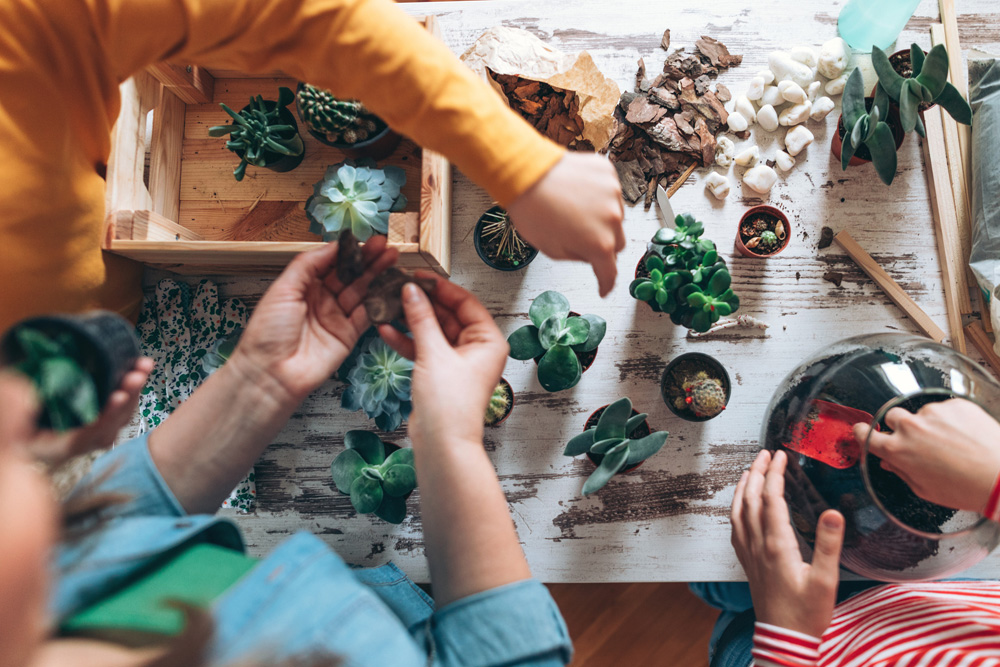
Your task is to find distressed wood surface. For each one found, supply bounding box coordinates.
[135,0,1000,582]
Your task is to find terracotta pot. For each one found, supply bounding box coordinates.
[660,352,732,422]
[582,405,651,473]
[831,98,906,166]
[734,206,791,259]
[486,377,515,427]
[532,312,598,373]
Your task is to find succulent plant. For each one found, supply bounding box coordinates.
[629,214,740,333]
[331,430,416,524]
[296,84,381,144]
[563,397,669,495]
[755,230,780,254]
[873,43,972,137]
[200,327,243,377]
[485,381,512,426]
[341,336,413,432]
[839,69,898,186]
[8,327,99,431]
[507,291,606,393]
[305,160,407,242]
[208,87,304,182]
[676,372,727,418]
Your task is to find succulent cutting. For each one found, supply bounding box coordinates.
[839,69,898,185]
[305,160,407,242]
[331,430,417,524]
[341,336,413,432]
[296,83,383,145]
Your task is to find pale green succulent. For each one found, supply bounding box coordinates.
[341,337,413,432]
[305,160,406,242]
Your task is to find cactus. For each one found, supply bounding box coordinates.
[297,84,381,144]
[485,381,512,425]
[675,372,727,418]
[208,87,304,181]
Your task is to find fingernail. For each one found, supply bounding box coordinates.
[403,283,420,303]
[822,514,841,528]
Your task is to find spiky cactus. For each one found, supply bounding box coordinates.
[297,84,380,144]
[485,382,511,426]
[676,372,727,418]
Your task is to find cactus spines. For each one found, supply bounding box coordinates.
[675,371,727,418]
[297,84,381,144]
[485,381,512,426]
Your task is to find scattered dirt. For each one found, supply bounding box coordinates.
[818,226,834,250]
[823,271,844,287]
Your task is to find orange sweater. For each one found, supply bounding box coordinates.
[0,0,564,333]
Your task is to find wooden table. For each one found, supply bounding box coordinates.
[143,0,1000,581]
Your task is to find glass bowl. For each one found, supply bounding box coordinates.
[761,333,1000,581]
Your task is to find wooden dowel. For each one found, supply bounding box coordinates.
[666,162,697,198]
[965,321,1000,378]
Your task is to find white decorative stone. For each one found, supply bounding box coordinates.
[784,125,815,156]
[825,74,848,96]
[761,86,784,107]
[768,51,815,87]
[778,80,808,104]
[743,165,778,194]
[810,96,835,121]
[789,45,819,68]
[715,136,736,167]
[775,150,796,172]
[756,69,776,85]
[747,76,766,101]
[779,101,812,126]
[734,145,760,167]
[735,95,757,124]
[807,81,822,101]
[704,171,730,199]
[727,111,749,132]
[757,104,779,132]
[818,37,851,79]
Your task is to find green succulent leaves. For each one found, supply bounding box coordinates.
[331,430,416,524]
[208,87,304,181]
[508,291,606,393]
[341,336,413,432]
[305,160,407,242]
[839,69,899,185]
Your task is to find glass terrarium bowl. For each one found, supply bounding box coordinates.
[761,333,1000,582]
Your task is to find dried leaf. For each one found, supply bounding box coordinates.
[695,36,743,68]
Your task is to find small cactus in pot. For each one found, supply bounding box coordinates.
[484,378,514,426]
[296,83,382,144]
[679,372,727,419]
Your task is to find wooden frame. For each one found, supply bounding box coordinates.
[104,16,451,276]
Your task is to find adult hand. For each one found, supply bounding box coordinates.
[853,398,1000,513]
[732,449,844,639]
[230,236,398,404]
[507,152,625,297]
[378,274,508,449]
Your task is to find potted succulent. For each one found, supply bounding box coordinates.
[735,206,791,258]
[630,214,740,333]
[208,86,305,182]
[0,311,140,431]
[331,430,416,524]
[305,160,407,242]
[340,333,412,432]
[296,83,401,160]
[660,352,731,422]
[563,397,669,495]
[473,206,538,271]
[872,43,973,136]
[484,378,515,427]
[832,69,903,185]
[507,291,606,392]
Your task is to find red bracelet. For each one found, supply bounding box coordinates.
[984,470,1000,522]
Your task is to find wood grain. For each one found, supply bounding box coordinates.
[146,63,215,104]
[148,87,185,222]
[966,321,1000,379]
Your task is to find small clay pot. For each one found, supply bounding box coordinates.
[735,206,791,258]
[473,206,538,271]
[661,352,732,422]
[533,312,598,372]
[485,377,515,427]
[830,98,905,166]
[582,405,651,473]
[235,102,305,173]
[295,82,401,160]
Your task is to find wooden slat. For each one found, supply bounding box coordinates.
[146,63,215,104]
[115,210,204,242]
[418,147,452,275]
[148,87,185,222]
[105,73,157,217]
[965,321,1000,379]
[834,231,948,343]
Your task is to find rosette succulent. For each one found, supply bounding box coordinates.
[331,430,416,524]
[839,69,898,185]
[341,336,412,432]
[296,84,382,144]
[305,160,407,242]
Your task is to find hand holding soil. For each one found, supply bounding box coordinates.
[854,399,1000,514]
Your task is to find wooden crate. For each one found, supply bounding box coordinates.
[103,17,451,276]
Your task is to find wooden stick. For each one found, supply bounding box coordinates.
[965,321,1000,378]
[666,162,697,198]
[834,231,948,343]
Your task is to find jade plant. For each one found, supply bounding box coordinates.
[341,337,412,432]
[629,214,740,333]
[872,43,973,137]
[305,160,407,242]
[563,397,669,495]
[297,84,381,145]
[507,291,606,392]
[208,87,304,182]
[331,430,416,524]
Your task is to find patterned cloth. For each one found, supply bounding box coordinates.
[135,279,256,512]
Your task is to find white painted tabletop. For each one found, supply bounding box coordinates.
[142,0,1000,581]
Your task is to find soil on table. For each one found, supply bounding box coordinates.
[662,358,727,417]
[584,406,651,472]
[739,212,783,255]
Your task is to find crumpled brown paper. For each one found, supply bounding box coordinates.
[461,26,620,152]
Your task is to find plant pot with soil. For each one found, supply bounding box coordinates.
[0,311,141,431]
[331,430,416,524]
[661,352,731,422]
[507,291,606,393]
[473,206,538,271]
[735,206,791,258]
[296,83,401,160]
[563,397,669,495]
[485,377,515,427]
[208,86,305,182]
[831,69,904,185]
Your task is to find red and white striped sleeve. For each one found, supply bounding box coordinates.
[984,471,1000,523]
[752,623,821,667]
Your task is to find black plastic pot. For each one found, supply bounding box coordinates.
[582,405,651,473]
[485,377,515,427]
[296,83,401,160]
[661,352,732,422]
[233,101,305,174]
[473,206,538,271]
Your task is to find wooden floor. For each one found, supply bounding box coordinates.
[548,583,718,666]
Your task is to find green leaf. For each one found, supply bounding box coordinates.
[625,413,648,434]
[655,288,669,306]
[350,475,383,514]
[851,116,867,149]
[344,430,385,464]
[841,123,859,170]
[715,302,733,317]
[842,69,867,130]
[646,254,665,272]
[277,86,295,107]
[873,84,890,123]
[868,122,899,185]
[382,464,417,497]
[591,438,626,455]
[538,314,565,350]
[331,448,367,494]
[582,447,629,495]
[687,292,709,308]
[560,316,591,347]
[634,281,656,301]
[649,268,663,282]
[899,80,919,133]
[702,249,718,266]
[708,269,731,296]
[626,431,669,466]
[383,447,415,469]
[208,125,239,137]
[653,227,679,244]
[375,494,407,524]
[871,46,903,99]
[916,44,949,99]
[664,272,683,290]
[564,429,596,456]
[935,82,972,125]
[691,309,713,333]
[529,291,570,328]
[595,397,632,441]
[507,325,545,360]
[537,346,582,392]
[362,467,385,482]
[914,113,926,137]
[910,43,925,74]
[573,314,606,353]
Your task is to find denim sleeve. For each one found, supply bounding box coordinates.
[67,431,187,520]
[418,579,572,667]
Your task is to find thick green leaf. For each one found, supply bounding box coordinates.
[634,281,656,301]
[916,44,949,99]
[375,494,407,524]
[649,268,663,282]
[851,115,867,148]
[582,447,629,495]
[383,447,414,469]
[595,397,632,441]
[873,85,890,123]
[691,309,713,333]
[344,430,385,464]
[331,448,367,494]
[560,316,591,347]
[899,80,919,133]
[538,314,566,350]
[655,288,669,306]
[573,314,606,353]
[507,325,545,360]
[841,121,859,170]
[362,467,385,482]
[625,413,648,434]
[687,291,709,308]
[382,464,417,497]
[664,272,683,290]
[708,269,731,296]
[591,438,626,455]
[702,249,718,266]
[537,346,581,392]
[277,86,295,107]
[842,69,867,130]
[871,46,903,99]
[626,431,670,466]
[646,254,665,272]
[868,123,899,185]
[935,82,972,125]
[653,227,679,244]
[350,475,383,514]
[564,429,596,456]
[715,302,733,317]
[529,291,570,328]
[914,113,926,137]
[910,43,925,74]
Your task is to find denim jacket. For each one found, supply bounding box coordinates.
[52,434,572,666]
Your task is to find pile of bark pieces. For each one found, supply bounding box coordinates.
[489,73,594,150]
[608,32,742,207]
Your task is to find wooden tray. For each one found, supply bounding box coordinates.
[103,16,451,276]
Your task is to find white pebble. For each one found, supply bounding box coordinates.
[825,75,847,96]
[734,145,760,168]
[769,51,815,88]
[715,136,736,167]
[761,86,784,107]
[778,81,808,104]
[779,101,812,126]
[789,45,819,69]
[810,96,835,121]
[818,37,851,79]
[743,165,778,194]
[775,150,796,172]
[735,96,757,124]
[727,111,749,132]
[757,104,779,132]
[756,69,776,85]
[807,81,822,101]
[746,76,766,101]
[784,125,815,156]
[704,171,731,200]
